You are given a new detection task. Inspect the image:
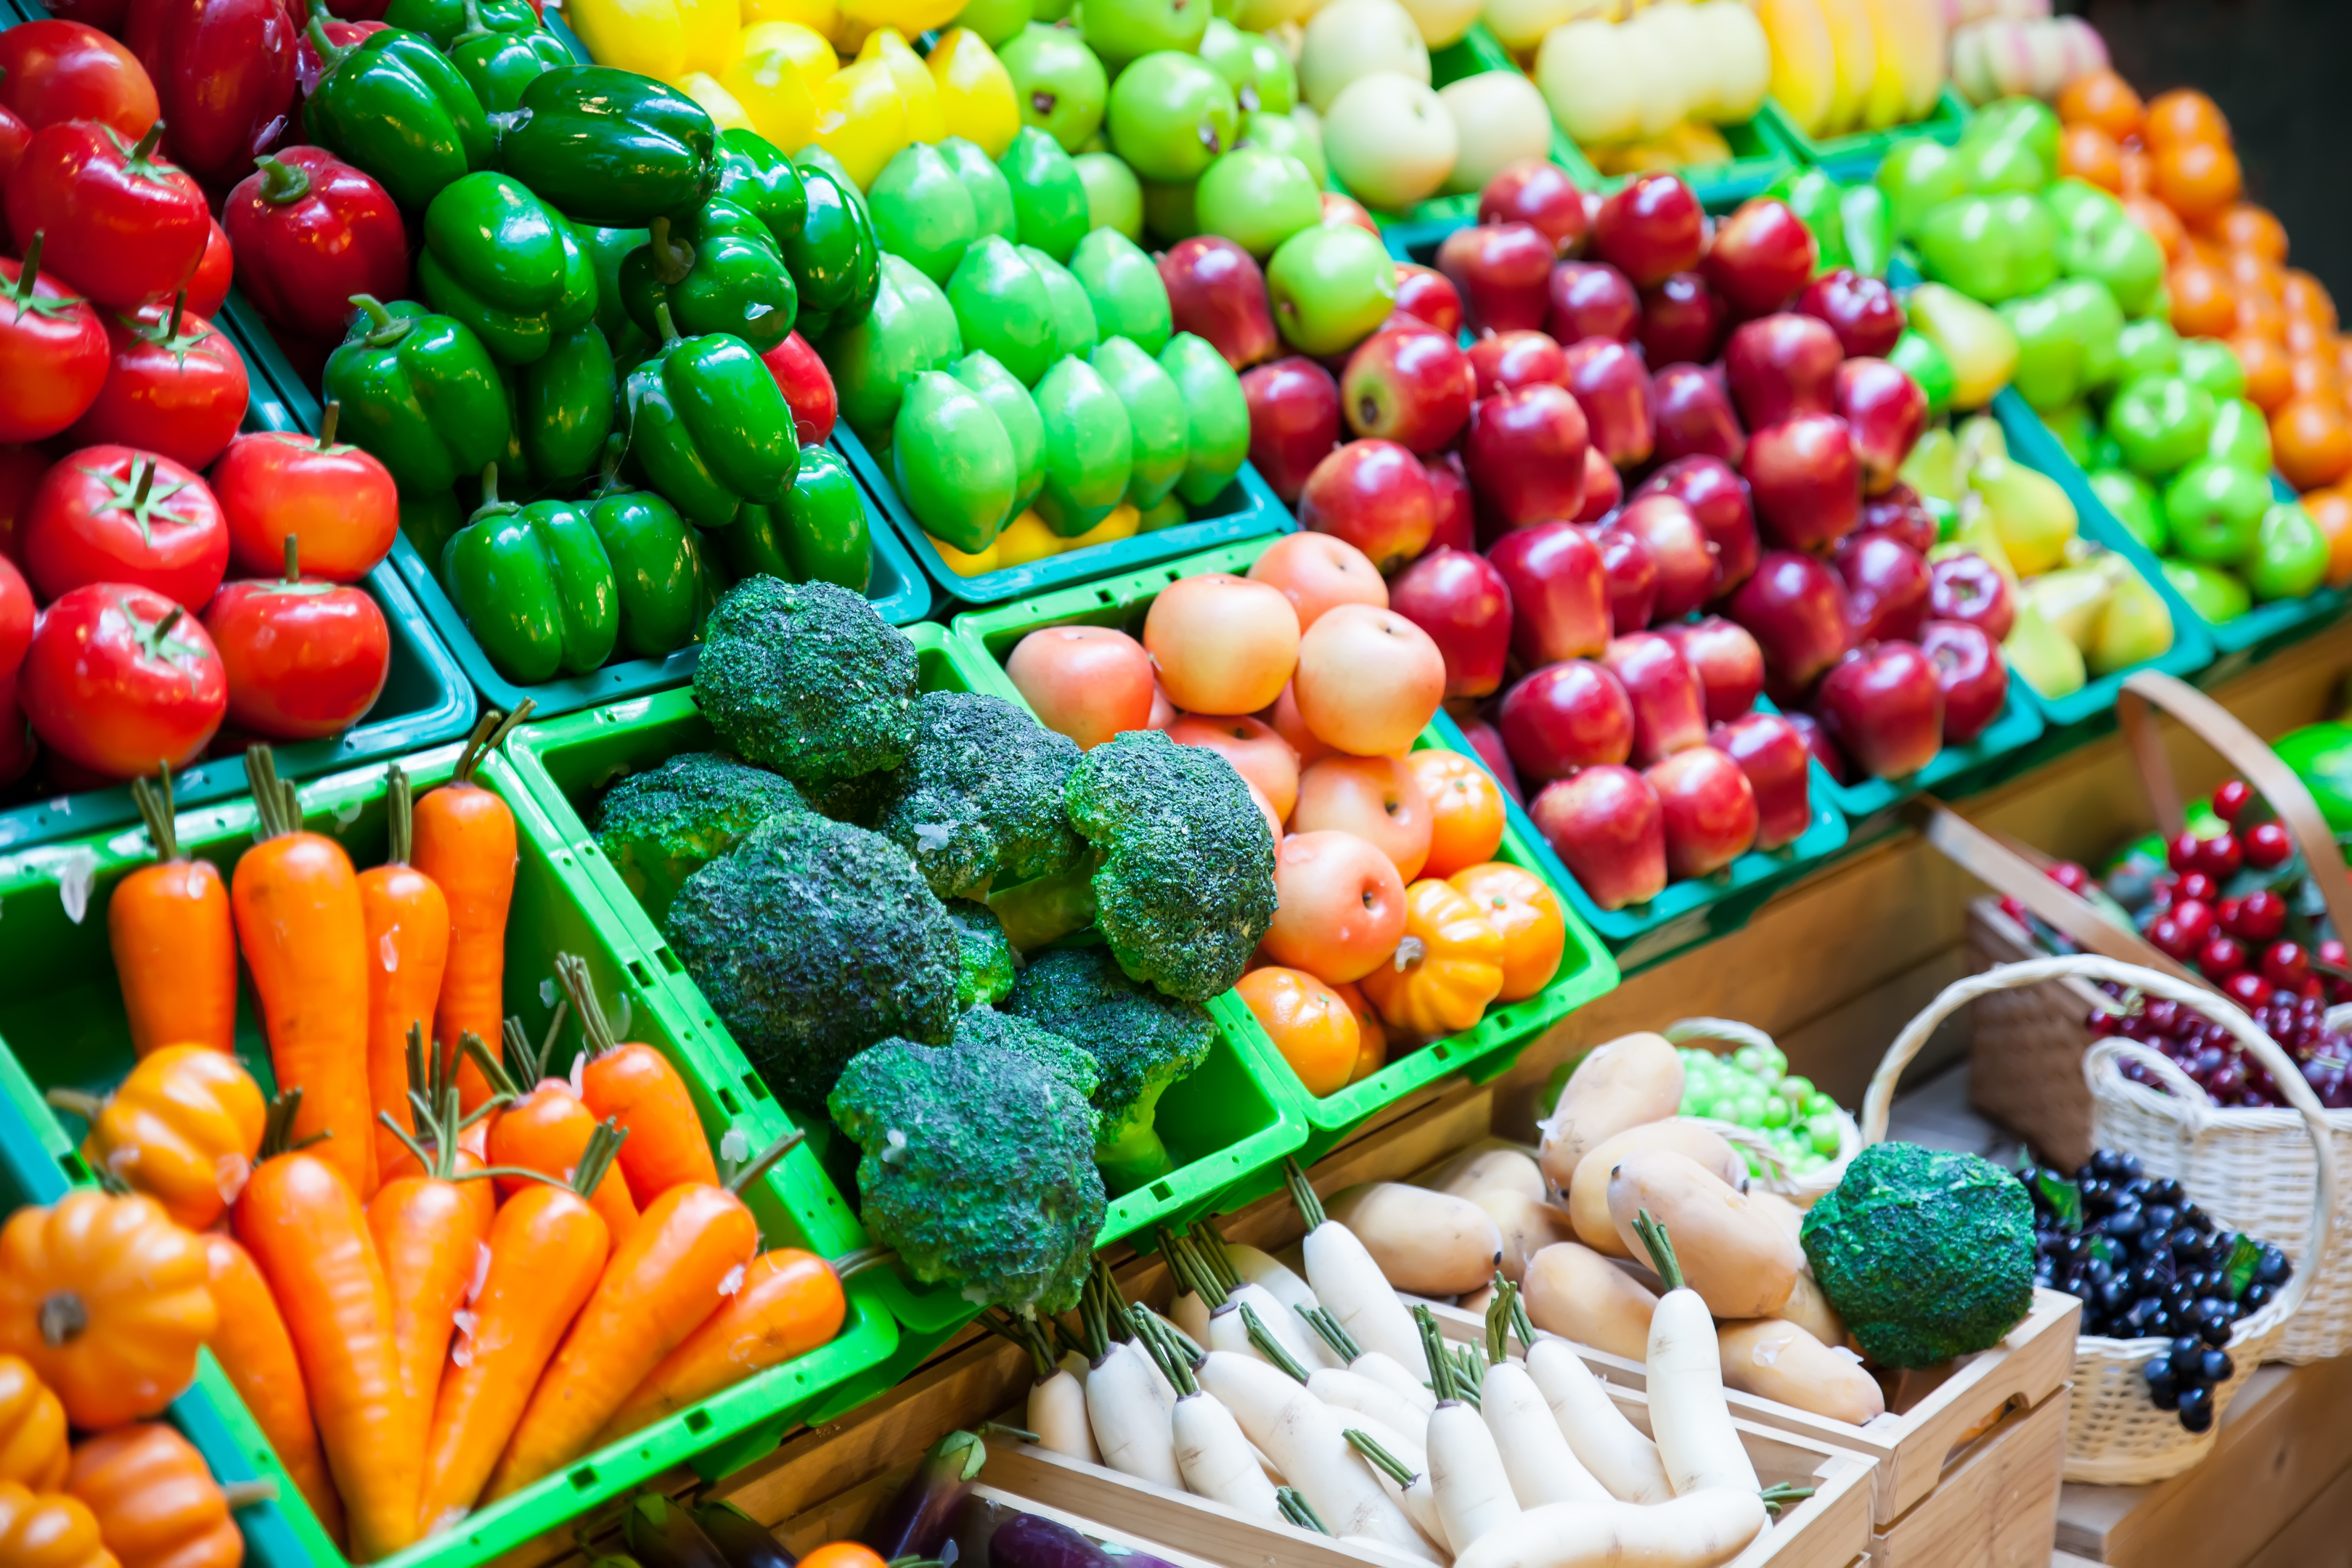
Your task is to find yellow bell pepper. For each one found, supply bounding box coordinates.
[926,28,1018,158]
[993,509,1062,566]
[1061,502,1140,549]
[836,0,964,45]
[741,0,838,38]
[563,0,686,83]
[927,530,1003,575]
[674,0,739,76]
[857,29,944,143]
[811,57,910,188]
[719,26,825,150]
[678,72,757,131]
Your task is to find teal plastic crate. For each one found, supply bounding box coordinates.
[833,423,1294,608]
[1752,87,1974,181]
[0,742,897,1568]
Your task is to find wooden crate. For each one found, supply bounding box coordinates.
[1871,1385,2070,1568]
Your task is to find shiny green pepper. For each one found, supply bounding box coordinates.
[1769,168,1849,272]
[381,0,535,48]
[714,128,807,253]
[450,7,573,114]
[581,224,652,361]
[621,197,797,354]
[303,20,491,212]
[715,445,870,592]
[442,464,618,682]
[514,324,617,491]
[400,489,467,564]
[783,155,879,343]
[417,173,597,364]
[622,304,799,528]
[494,66,717,227]
[325,296,512,496]
[586,486,703,657]
[1839,184,1892,279]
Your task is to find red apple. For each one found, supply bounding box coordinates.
[1242,356,1342,502]
[1920,618,2008,743]
[1744,414,1861,552]
[1425,452,1475,552]
[1702,197,1818,319]
[761,332,837,446]
[1659,616,1765,723]
[1392,261,1464,338]
[1637,271,1726,366]
[1487,518,1609,664]
[1322,192,1379,234]
[1784,708,1846,783]
[1342,325,1475,454]
[1724,313,1843,430]
[1458,714,1524,804]
[1463,384,1589,527]
[1498,658,1633,782]
[1468,330,1567,397]
[1561,338,1654,468]
[1832,530,1930,643]
[1297,439,1437,572]
[1727,550,1853,691]
[1159,236,1281,369]
[1480,160,1589,255]
[1813,642,1943,778]
[1927,551,2015,641]
[1634,454,1757,598]
[1546,261,1638,346]
[1590,522,1657,634]
[1438,222,1554,335]
[1646,746,1759,878]
[1530,764,1667,909]
[1651,364,1747,468]
[1389,547,1512,699]
[1795,267,1905,359]
[1708,711,1813,849]
[1609,491,1713,620]
[1860,482,1937,555]
[1573,446,1621,523]
[1591,173,1704,287]
[1834,357,1928,494]
[1603,630,1707,764]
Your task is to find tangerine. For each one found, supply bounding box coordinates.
[1328,980,1388,1085]
[2290,353,2340,403]
[2273,396,2352,491]
[1407,749,1507,880]
[2302,486,2352,585]
[2168,259,2239,338]
[2230,332,2294,412]
[2124,194,2186,260]
[2059,123,2123,192]
[2283,269,2339,331]
[2144,87,2229,149]
[2058,68,2144,141]
[1235,967,1361,1098]
[2118,145,2153,197]
[2206,202,2287,264]
[2153,139,2243,222]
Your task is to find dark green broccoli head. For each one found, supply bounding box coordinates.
[802,767,897,829]
[1005,945,1215,1193]
[666,812,959,1105]
[693,578,919,788]
[875,690,1088,900]
[947,899,1018,1010]
[1063,729,1276,1003]
[593,751,807,922]
[828,1006,1107,1313]
[1801,1142,2036,1369]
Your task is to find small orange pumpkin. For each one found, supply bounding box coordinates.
[0,1359,67,1493]
[1447,862,1567,1002]
[1358,878,1505,1038]
[0,1483,118,1568]
[46,1049,266,1232]
[66,1425,256,1568]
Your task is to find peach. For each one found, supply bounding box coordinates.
[1147,678,1176,729]
[1143,573,1300,716]
[1006,625,1155,748]
[1265,829,1411,984]
[1169,713,1302,820]
[1293,754,1434,881]
[1247,531,1390,631]
[1294,603,1447,756]
[1264,681,1339,769]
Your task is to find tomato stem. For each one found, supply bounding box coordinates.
[126,120,166,166]
[9,231,41,302]
[319,399,340,449]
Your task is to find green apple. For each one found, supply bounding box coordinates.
[1876,136,1963,240]
[1001,23,1110,152]
[1237,108,1326,185]
[1194,147,1320,256]
[1266,220,1395,355]
[2112,318,2181,384]
[1074,150,1145,241]
[2160,558,2250,624]
[1954,133,2048,195]
[2065,214,2165,318]
[1199,17,1297,114]
[1322,73,1455,211]
[1963,95,2060,169]
[2250,502,2330,602]
[1082,0,1206,69]
[2164,457,2271,565]
[951,0,1034,47]
[2045,176,2126,239]
[2178,337,2247,401]
[1107,51,1240,184]
[2208,397,2273,473]
[2088,467,2167,552]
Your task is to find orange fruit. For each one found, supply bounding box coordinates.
[1408,749,1506,880]
[2231,332,2295,412]
[800,1548,889,1568]
[1446,862,1567,1002]
[2337,336,2352,390]
[1235,966,1361,1097]
[2273,396,2352,491]
[2118,145,2153,197]
[2153,139,2243,222]
[2225,248,2283,302]
[2206,202,2287,264]
[1328,980,1388,1085]
[2285,317,2328,358]
[2144,88,2229,149]
[2059,123,2123,192]
[2125,194,2186,260]
[2284,269,2339,331]
[2237,289,2287,343]
[2059,68,2144,141]
[2168,259,2239,338]
[2303,486,2352,584]
[2290,354,2340,403]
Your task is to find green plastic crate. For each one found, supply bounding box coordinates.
[951,539,1620,1164]
[1752,87,1973,181]
[0,742,897,1568]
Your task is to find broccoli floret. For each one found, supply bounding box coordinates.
[828,1007,1107,1313]
[1005,945,1214,1192]
[874,690,1088,900]
[802,768,897,829]
[592,751,807,922]
[1800,1142,2036,1368]
[947,899,1017,1009]
[693,577,919,788]
[666,812,959,1104]
[1062,729,1275,1003]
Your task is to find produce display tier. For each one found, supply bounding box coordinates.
[1755,86,1976,181]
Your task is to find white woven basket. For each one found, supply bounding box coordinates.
[1664,1016,1861,1206]
[1869,955,2334,1486]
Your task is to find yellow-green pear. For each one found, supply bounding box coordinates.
[2089,565,2176,675]
[1907,283,2019,410]
[2003,598,2086,700]
[1969,452,2077,576]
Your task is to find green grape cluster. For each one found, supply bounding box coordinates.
[1676,1042,1845,1176]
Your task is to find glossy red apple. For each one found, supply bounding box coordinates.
[1425,452,1475,552]
[1834,357,1928,494]
[1927,551,2015,640]
[1388,548,1512,699]
[1708,711,1813,849]
[1784,708,1847,783]
[1744,414,1860,552]
[1591,173,1704,288]
[1458,714,1524,804]
[1795,267,1905,359]
[1603,631,1707,764]
[1392,262,1464,338]
[1573,446,1621,523]
[1463,384,1589,527]
[1498,659,1633,782]
[1860,482,1937,555]
[1813,642,1943,778]
[1322,192,1379,234]
[1561,338,1654,468]
[1659,616,1765,723]
[1651,364,1747,467]
[1724,313,1843,430]
[1727,550,1852,691]
[1530,764,1667,910]
[1833,531,1930,643]
[1920,618,2008,743]
[1468,330,1567,397]
[1437,222,1553,335]
[1297,439,1437,571]
[1634,454,1757,598]
[1342,325,1475,454]
[1160,236,1281,369]
[1703,197,1818,319]
[1486,519,1608,664]
[1545,261,1638,346]
[1242,356,1342,502]
[1609,492,1714,621]
[1637,271,1726,366]
[1646,746,1760,878]
[1590,523,1657,634]
[1480,160,1589,255]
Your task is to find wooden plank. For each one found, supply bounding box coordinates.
[2243,1460,2352,1568]
[1870,1387,2071,1568]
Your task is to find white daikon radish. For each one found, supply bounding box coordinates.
[984,1310,1099,1464]
[1631,1211,1759,1498]
[1228,1239,1322,1317]
[1418,1305,1521,1556]
[1311,1365,1435,1440]
[1169,1229,1330,1373]
[1078,1262,1182,1487]
[1344,1426,1447,1547]
[1133,1310,1284,1519]
[1522,1334,1672,1505]
[1299,1304,1439,1416]
[1452,1488,1770,1568]
[1288,1157,1430,1380]
[1478,1283,1610,1508]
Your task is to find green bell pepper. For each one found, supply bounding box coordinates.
[399,489,466,564]
[381,0,535,48]
[495,67,717,227]
[442,464,619,682]
[585,484,703,657]
[416,173,597,364]
[1839,184,1893,279]
[783,155,879,343]
[621,197,797,354]
[325,296,512,496]
[581,224,652,361]
[623,304,799,528]
[450,4,573,114]
[715,444,870,592]
[714,128,807,253]
[303,20,491,212]
[514,324,617,491]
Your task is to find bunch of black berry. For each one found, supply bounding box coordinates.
[2084,988,2352,1109]
[2020,1148,2291,1433]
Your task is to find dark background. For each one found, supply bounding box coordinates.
[2072,0,2352,300]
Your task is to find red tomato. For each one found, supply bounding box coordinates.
[0,673,36,788]
[0,22,157,138]
[0,558,30,683]
[0,447,48,563]
[210,417,397,582]
[0,247,109,443]
[63,297,249,471]
[23,446,229,609]
[187,219,232,320]
[6,121,210,309]
[202,566,389,740]
[19,581,227,777]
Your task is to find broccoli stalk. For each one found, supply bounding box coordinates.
[592,751,807,921]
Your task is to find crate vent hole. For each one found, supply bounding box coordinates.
[568,1466,597,1492]
[628,960,653,987]
[1151,1182,1174,1202]
[685,1410,712,1434]
[719,1090,741,1116]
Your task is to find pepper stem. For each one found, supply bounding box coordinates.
[349,294,410,347]
[319,400,340,448]
[648,216,695,286]
[306,15,348,70]
[653,300,682,344]
[282,532,301,584]
[478,462,500,510]
[256,154,312,205]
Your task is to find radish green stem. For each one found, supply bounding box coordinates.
[1299,1304,1363,1364]
[1283,1157,1327,1230]
[982,1309,1057,1381]
[1193,1222,1244,1294]
[1140,1304,1206,1365]
[1344,1429,1419,1487]
[1509,1290,1537,1355]
[1241,1303,1309,1384]
[979,1422,1040,1442]
[1483,1274,1517,1366]
[1453,1344,1484,1409]
[1760,1483,1815,1519]
[1416,1307,1455,1402]
[1633,1208,1684,1291]
[1135,1311,1200,1397]
[1278,1488,1329,1535]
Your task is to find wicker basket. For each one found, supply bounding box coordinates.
[1866,955,2335,1485]
[1962,898,2111,1172]
[1665,1016,1861,1205]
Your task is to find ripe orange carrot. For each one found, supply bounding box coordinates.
[362,765,452,1180]
[596,1248,852,1443]
[562,954,716,1203]
[415,1126,622,1535]
[109,769,236,1057]
[471,1026,637,1242]
[481,1132,802,1501]
[412,705,533,1114]
[197,1232,345,1546]
[232,748,375,1199]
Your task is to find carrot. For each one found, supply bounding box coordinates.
[362,765,452,1180]
[473,1024,637,1242]
[232,748,375,1199]
[562,953,716,1202]
[233,1093,417,1563]
[481,1131,802,1502]
[412,705,533,1114]
[416,1125,623,1537]
[377,1028,501,1236]
[197,1233,345,1547]
[109,769,236,1057]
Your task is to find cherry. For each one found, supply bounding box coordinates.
[2212,780,2255,822]
[2244,821,2292,869]
[2175,871,2220,905]
[2048,861,2094,895]
[2263,941,2311,989]
[2234,889,2288,942]
[2149,915,2197,960]
[2200,936,2248,976]
[2197,832,2244,879]
[2170,899,2217,949]
[1998,895,2029,925]
[2225,971,2275,1008]
[2168,830,2207,873]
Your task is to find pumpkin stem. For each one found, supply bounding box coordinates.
[38,1290,89,1347]
[221,1481,278,1510]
